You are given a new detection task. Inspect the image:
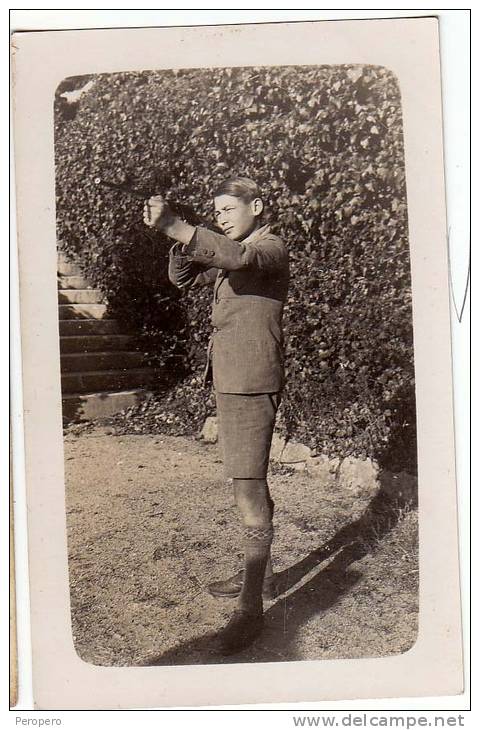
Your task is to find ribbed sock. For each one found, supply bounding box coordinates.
[238,525,274,615]
[264,553,274,579]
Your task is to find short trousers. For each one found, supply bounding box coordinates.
[216,392,281,479]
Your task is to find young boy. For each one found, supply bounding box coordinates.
[143,177,289,654]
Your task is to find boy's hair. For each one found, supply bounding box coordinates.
[212,176,262,203]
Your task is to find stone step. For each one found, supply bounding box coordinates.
[62,368,155,395]
[60,334,135,354]
[58,261,81,276]
[59,319,123,336]
[61,351,144,373]
[57,253,82,276]
[62,389,152,422]
[58,251,72,265]
[58,289,104,305]
[58,275,91,290]
[59,303,108,320]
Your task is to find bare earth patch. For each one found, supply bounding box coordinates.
[64,427,418,667]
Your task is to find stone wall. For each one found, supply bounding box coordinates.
[199,416,417,504]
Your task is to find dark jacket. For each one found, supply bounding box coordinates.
[168,224,289,394]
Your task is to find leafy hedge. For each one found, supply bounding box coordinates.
[55,65,416,471]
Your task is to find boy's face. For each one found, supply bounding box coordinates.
[213,194,263,241]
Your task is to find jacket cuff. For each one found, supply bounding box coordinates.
[184,228,216,261]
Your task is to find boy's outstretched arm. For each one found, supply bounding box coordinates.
[185,227,287,273]
[144,196,218,289]
[168,243,218,289]
[144,195,196,245]
[144,195,287,274]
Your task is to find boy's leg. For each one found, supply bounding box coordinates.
[264,487,275,579]
[234,478,274,615]
[214,391,280,652]
[238,478,275,581]
[217,477,273,653]
[207,480,275,597]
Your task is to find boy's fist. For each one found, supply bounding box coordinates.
[143,195,171,229]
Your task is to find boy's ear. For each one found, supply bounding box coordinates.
[251,197,264,217]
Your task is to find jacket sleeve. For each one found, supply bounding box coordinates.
[183,227,288,273]
[168,243,218,289]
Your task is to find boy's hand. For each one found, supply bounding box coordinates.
[143,195,172,230]
[143,194,196,246]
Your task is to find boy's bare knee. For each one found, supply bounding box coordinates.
[233,478,266,507]
[233,478,273,527]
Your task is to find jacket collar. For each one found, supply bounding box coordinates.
[242,223,271,245]
[216,224,272,289]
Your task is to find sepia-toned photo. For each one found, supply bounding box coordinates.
[56,63,418,667]
[12,18,463,709]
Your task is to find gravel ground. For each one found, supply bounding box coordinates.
[64,427,418,667]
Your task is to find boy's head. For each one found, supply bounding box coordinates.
[212,176,264,241]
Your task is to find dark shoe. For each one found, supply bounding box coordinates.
[207,570,278,600]
[218,610,264,655]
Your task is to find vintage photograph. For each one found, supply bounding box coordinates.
[13,16,464,708]
[55,63,418,666]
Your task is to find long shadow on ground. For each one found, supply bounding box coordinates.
[144,484,417,666]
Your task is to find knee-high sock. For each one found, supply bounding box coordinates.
[264,552,273,579]
[238,525,274,615]
[265,489,275,578]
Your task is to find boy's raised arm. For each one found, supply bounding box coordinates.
[183,227,287,273]
[144,195,196,245]
[144,195,287,275]
[168,243,218,289]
